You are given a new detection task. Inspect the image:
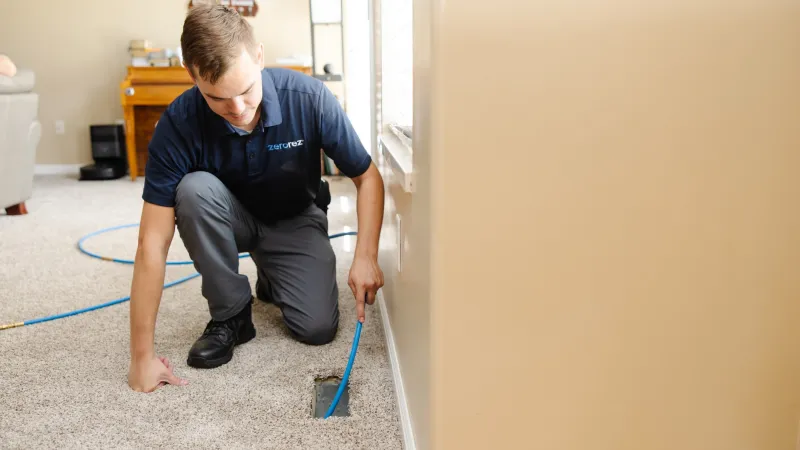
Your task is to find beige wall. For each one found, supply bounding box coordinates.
[379,181,431,449]
[376,0,432,448]
[0,0,312,165]
[383,0,800,449]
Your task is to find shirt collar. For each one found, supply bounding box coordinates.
[259,69,283,128]
[212,68,283,135]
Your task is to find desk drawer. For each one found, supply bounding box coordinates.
[120,83,194,106]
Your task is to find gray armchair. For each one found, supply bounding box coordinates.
[0,67,41,215]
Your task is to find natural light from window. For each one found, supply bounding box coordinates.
[380,0,413,152]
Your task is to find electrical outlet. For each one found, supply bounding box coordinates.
[55,120,65,135]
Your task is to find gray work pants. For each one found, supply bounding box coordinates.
[173,171,339,345]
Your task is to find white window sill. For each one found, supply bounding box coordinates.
[378,128,414,193]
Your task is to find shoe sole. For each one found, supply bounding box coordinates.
[186,326,256,369]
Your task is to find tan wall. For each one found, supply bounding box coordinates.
[376,0,432,448]
[0,0,311,165]
[384,0,800,449]
[379,182,432,450]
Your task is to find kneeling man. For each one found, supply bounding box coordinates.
[127,4,385,393]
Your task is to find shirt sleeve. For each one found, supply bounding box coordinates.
[141,112,191,207]
[316,83,372,178]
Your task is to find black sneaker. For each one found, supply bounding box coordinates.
[187,301,256,369]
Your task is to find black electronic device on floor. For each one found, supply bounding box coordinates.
[79,124,128,181]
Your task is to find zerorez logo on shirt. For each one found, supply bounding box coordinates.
[267,139,305,151]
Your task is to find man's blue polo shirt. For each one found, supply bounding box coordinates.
[142,68,371,224]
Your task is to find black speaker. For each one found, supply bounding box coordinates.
[79,124,128,181]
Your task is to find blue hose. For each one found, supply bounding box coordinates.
[2,223,363,417]
[324,319,363,418]
[76,222,358,265]
[23,272,202,326]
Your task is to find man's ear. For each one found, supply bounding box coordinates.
[183,64,197,84]
[257,43,264,68]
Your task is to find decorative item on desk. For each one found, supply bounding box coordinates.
[129,40,151,50]
[148,49,173,67]
[129,39,152,67]
[128,43,183,67]
[314,63,342,82]
[188,0,259,17]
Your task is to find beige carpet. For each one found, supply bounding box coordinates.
[0,174,402,449]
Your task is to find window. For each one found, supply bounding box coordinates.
[379,0,413,151]
[374,0,414,191]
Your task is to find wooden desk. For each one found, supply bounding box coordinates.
[119,65,313,181]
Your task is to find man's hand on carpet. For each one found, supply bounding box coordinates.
[128,355,188,393]
[348,255,384,323]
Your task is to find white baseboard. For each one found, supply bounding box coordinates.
[377,291,417,450]
[35,164,82,175]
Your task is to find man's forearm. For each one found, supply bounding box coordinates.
[129,245,168,361]
[353,164,385,259]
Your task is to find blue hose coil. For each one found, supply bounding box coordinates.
[24,272,202,326]
[5,222,363,418]
[77,222,358,265]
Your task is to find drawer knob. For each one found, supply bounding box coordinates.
[125,87,135,96]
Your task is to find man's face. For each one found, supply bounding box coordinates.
[191,44,264,130]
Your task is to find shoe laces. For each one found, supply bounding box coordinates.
[202,318,236,339]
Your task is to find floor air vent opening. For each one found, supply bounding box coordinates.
[312,375,350,418]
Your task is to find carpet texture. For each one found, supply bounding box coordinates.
[0,175,402,449]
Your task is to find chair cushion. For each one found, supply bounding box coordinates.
[0,69,35,94]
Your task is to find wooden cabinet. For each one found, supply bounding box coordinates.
[119,66,193,180]
[119,65,313,181]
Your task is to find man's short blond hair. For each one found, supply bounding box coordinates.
[180,4,259,84]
